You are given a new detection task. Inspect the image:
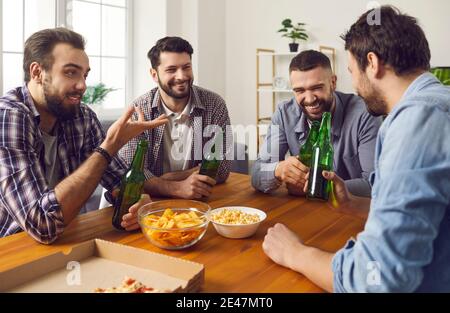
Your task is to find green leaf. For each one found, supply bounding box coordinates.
[279,18,308,43]
[281,18,293,28]
[82,83,117,106]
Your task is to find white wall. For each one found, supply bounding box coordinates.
[197,0,226,98]
[131,0,167,99]
[130,0,450,128]
[166,0,199,82]
[165,0,226,98]
[224,0,450,128]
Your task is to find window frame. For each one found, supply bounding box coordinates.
[0,0,132,119]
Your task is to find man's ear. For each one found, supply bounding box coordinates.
[29,62,43,84]
[330,74,337,90]
[366,52,384,79]
[150,68,159,84]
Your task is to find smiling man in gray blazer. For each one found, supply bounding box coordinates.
[252,50,382,197]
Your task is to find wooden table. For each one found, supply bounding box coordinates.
[0,173,366,292]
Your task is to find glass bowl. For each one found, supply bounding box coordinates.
[138,200,210,250]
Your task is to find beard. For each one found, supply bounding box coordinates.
[43,76,81,121]
[356,74,388,117]
[300,92,334,121]
[158,75,192,99]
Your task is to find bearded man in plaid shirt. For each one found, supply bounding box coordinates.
[0,28,167,243]
[117,37,232,200]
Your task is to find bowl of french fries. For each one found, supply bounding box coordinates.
[138,200,210,250]
[208,207,267,239]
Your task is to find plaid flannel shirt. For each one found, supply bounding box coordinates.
[118,85,232,183]
[0,85,127,243]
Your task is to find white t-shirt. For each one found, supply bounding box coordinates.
[161,100,193,173]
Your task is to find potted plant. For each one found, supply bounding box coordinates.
[82,83,117,106]
[431,67,450,85]
[278,18,308,52]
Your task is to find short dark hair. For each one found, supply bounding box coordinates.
[147,36,194,69]
[341,5,430,75]
[289,50,332,73]
[23,28,85,83]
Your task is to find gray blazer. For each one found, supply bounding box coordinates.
[251,91,382,197]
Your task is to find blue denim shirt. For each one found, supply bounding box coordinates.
[251,91,382,197]
[332,73,450,292]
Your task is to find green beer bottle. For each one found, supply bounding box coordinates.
[307,112,333,201]
[112,139,148,230]
[199,132,223,181]
[298,120,320,167]
[199,144,221,180]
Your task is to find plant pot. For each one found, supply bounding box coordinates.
[289,43,299,53]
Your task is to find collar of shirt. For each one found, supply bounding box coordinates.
[160,97,192,124]
[21,84,41,124]
[380,72,441,139]
[294,92,344,139]
[397,72,440,111]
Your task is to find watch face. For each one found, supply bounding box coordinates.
[273,77,288,89]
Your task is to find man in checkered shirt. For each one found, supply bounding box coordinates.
[118,37,232,199]
[0,28,167,243]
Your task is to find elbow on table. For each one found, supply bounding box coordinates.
[28,230,62,245]
[336,261,423,293]
[24,219,65,245]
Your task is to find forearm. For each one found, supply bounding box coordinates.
[291,245,335,292]
[144,176,180,198]
[160,167,197,181]
[55,145,112,225]
[251,161,282,193]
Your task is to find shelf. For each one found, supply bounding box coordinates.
[257,88,292,93]
[257,52,298,56]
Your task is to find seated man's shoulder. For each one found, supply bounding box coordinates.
[0,88,34,118]
[274,98,300,120]
[134,88,159,105]
[277,97,297,111]
[193,85,226,107]
[401,86,450,112]
[390,90,450,127]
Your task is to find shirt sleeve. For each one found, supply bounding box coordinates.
[0,110,64,244]
[332,105,450,292]
[251,106,288,193]
[211,97,232,184]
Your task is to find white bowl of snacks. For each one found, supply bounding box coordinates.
[208,207,266,239]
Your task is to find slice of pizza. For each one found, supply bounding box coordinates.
[94,276,167,293]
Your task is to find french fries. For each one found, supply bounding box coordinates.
[141,208,206,248]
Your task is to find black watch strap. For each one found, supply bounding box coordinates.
[94,146,113,164]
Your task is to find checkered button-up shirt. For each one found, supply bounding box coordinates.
[118,85,232,183]
[0,85,127,243]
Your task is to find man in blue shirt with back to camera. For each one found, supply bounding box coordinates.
[263,6,450,292]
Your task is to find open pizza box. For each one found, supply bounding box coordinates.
[0,239,204,293]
